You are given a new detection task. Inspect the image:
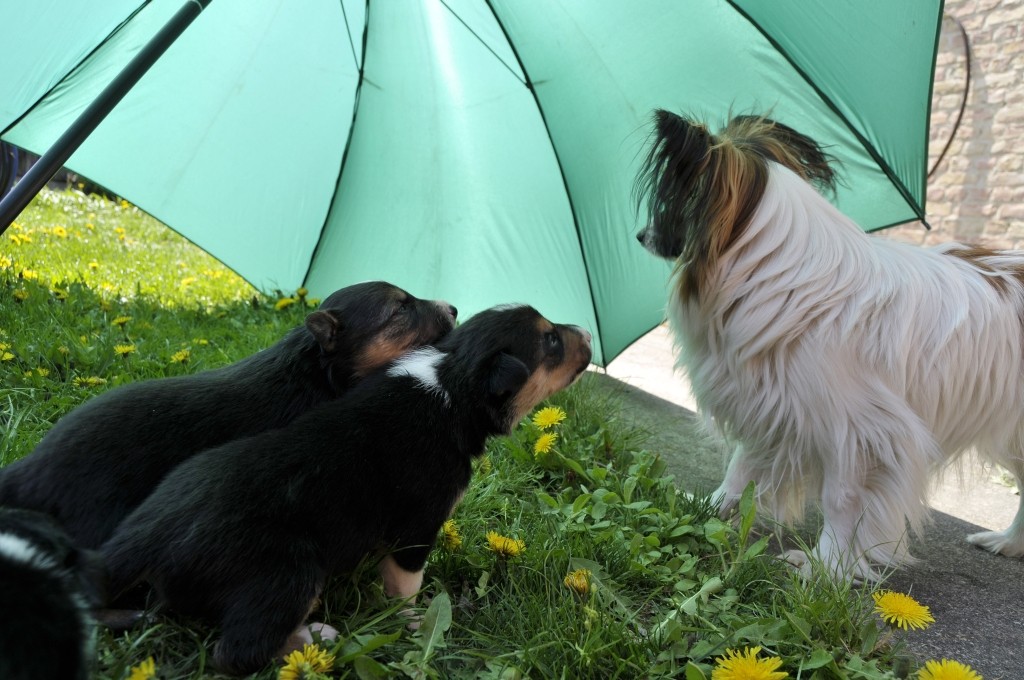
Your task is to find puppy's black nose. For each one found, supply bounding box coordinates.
[448,304,458,320]
[636,231,646,245]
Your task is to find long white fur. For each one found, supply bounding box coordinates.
[671,162,1024,578]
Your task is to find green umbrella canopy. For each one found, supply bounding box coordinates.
[0,0,942,365]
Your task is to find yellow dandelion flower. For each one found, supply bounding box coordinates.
[127,656,157,680]
[52,225,68,238]
[279,643,335,680]
[0,254,12,269]
[873,590,935,631]
[0,342,8,351]
[88,260,99,270]
[19,269,38,281]
[13,289,29,302]
[180,276,196,287]
[917,659,982,680]
[441,519,462,551]
[486,531,525,558]
[57,345,70,356]
[119,200,130,210]
[114,344,136,357]
[563,569,592,596]
[7,233,22,245]
[534,432,558,458]
[73,376,107,387]
[712,646,788,680]
[111,316,132,328]
[532,406,567,430]
[477,454,492,475]
[86,222,94,231]
[1,352,14,362]
[51,288,68,301]
[297,287,309,298]
[193,337,209,345]
[306,298,321,307]
[170,349,190,364]
[275,297,298,310]
[36,367,50,377]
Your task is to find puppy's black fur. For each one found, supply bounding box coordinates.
[0,281,456,549]
[0,508,104,680]
[101,304,592,675]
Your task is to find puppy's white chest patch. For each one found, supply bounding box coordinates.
[0,532,56,570]
[387,347,450,404]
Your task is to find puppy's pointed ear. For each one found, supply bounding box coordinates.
[487,352,529,399]
[306,310,341,353]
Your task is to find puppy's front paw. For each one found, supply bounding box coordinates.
[966,529,1024,557]
[278,621,340,657]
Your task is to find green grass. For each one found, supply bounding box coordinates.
[1,188,923,679]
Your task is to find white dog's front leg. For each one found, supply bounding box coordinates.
[797,481,880,582]
[712,444,755,516]
[378,555,425,628]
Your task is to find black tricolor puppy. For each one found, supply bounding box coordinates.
[101,304,592,675]
[0,281,457,549]
[0,508,105,680]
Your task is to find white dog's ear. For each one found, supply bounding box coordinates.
[305,310,340,353]
[486,352,529,399]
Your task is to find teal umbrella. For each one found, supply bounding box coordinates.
[0,0,942,365]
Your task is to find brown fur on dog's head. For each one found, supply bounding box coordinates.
[635,111,837,297]
[434,303,592,432]
[305,281,457,385]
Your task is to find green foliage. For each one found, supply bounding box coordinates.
[1,189,920,679]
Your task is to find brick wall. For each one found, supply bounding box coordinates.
[885,0,1024,247]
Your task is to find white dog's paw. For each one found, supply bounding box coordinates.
[780,549,814,579]
[779,548,879,584]
[966,529,1024,557]
[710,487,739,519]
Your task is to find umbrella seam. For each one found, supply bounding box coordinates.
[1,1,152,139]
[724,0,931,228]
[301,0,370,288]
[483,0,607,365]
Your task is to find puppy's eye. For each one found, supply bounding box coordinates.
[544,331,561,351]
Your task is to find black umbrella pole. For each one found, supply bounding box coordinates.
[0,0,212,235]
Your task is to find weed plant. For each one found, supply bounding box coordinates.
[1,189,917,679]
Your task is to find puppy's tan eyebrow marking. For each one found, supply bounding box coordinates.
[387,347,450,404]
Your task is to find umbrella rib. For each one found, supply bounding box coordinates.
[1,1,152,138]
[339,0,361,71]
[482,0,606,363]
[724,0,930,226]
[438,0,526,87]
[301,0,370,287]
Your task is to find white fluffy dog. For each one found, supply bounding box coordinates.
[635,110,1024,579]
